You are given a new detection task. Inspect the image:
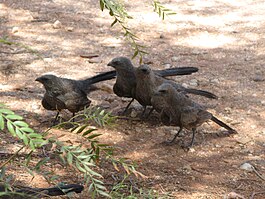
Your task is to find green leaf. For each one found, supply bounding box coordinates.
[67,152,73,165]
[132,50,138,59]
[70,125,79,132]
[0,109,14,115]
[100,0,105,11]
[5,114,23,120]
[7,121,15,136]
[87,134,102,140]
[21,127,35,133]
[35,157,50,170]
[76,125,89,134]
[98,190,111,198]
[22,134,29,145]
[75,161,86,173]
[29,140,35,150]
[82,128,97,137]
[88,183,94,192]
[27,133,42,138]
[15,128,23,139]
[0,114,4,130]
[83,164,102,178]
[13,121,29,127]
[94,183,107,190]
[111,18,118,27]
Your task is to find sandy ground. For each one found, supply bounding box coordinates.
[0,0,265,198]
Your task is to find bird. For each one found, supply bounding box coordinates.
[151,83,237,148]
[0,183,84,198]
[107,56,201,113]
[35,70,116,123]
[134,64,218,116]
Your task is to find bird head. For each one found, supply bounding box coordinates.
[155,83,175,97]
[35,74,59,90]
[107,57,133,70]
[138,64,151,74]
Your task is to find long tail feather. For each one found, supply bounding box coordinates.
[83,70,116,85]
[211,116,237,133]
[156,67,198,77]
[186,88,218,99]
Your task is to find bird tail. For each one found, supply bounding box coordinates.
[211,116,237,133]
[83,70,116,85]
[17,184,84,196]
[185,88,218,99]
[156,67,199,77]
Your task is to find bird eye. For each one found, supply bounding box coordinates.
[159,89,167,93]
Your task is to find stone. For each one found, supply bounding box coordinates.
[12,27,19,33]
[52,20,62,29]
[88,57,102,63]
[66,27,74,32]
[182,83,188,88]
[130,109,138,118]
[171,56,179,62]
[189,79,198,87]
[253,74,264,82]
[240,162,254,172]
[211,79,220,84]
[164,63,171,68]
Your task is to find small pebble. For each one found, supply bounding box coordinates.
[52,20,62,29]
[189,79,198,87]
[12,27,19,33]
[159,34,165,39]
[88,57,102,63]
[130,110,138,118]
[164,63,171,68]
[240,162,254,172]
[182,83,188,88]
[66,27,74,32]
[253,74,264,82]
[171,56,179,62]
[211,79,220,84]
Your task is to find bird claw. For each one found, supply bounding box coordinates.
[161,140,176,146]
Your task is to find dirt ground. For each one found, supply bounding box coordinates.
[0,0,265,198]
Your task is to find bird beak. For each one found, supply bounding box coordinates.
[107,61,115,68]
[35,77,41,82]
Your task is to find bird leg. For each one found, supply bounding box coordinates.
[140,106,147,118]
[188,128,196,148]
[72,112,75,122]
[145,107,154,119]
[181,128,196,151]
[52,111,60,126]
[163,127,183,145]
[122,98,135,115]
[168,127,183,143]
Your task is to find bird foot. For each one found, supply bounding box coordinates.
[161,140,176,146]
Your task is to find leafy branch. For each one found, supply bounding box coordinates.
[0,104,47,151]
[153,1,176,20]
[99,0,147,63]
[56,106,117,128]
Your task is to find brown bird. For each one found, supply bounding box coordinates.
[36,71,116,122]
[151,83,237,148]
[134,64,217,116]
[107,56,201,113]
